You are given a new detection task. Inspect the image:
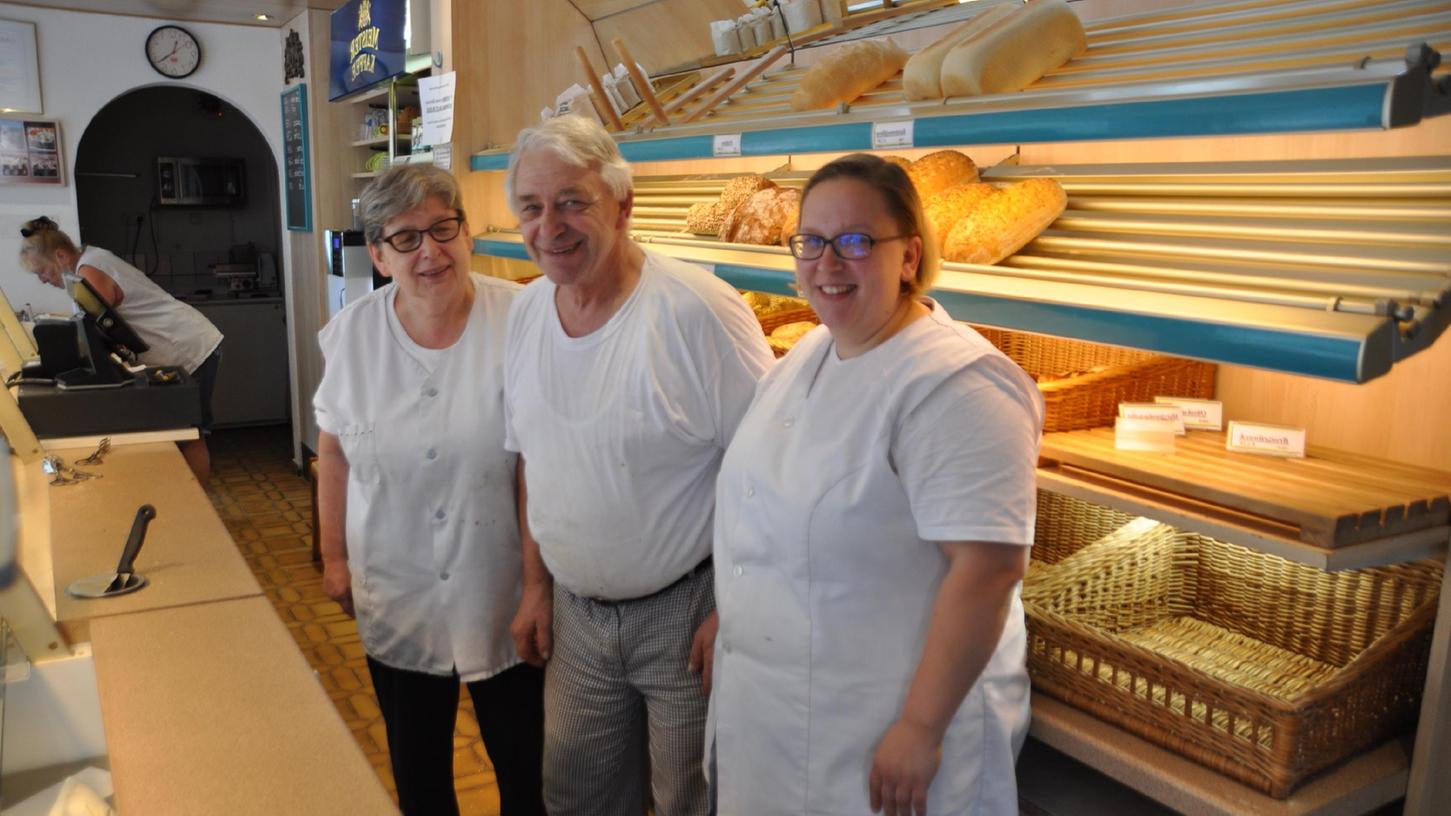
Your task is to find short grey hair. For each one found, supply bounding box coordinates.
[358,164,466,245]
[505,115,632,212]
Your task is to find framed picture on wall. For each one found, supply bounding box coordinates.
[0,19,43,114]
[0,117,62,185]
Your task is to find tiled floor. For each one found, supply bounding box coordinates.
[205,425,502,815]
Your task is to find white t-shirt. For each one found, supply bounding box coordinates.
[710,301,1044,815]
[504,249,774,600]
[314,274,524,681]
[76,246,222,373]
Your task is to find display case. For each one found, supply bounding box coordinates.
[459,0,1451,811]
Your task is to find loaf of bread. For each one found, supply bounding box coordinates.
[942,178,1066,265]
[939,0,1086,97]
[907,149,979,202]
[768,320,817,354]
[719,175,776,213]
[881,155,913,170]
[790,38,910,111]
[902,13,1005,100]
[685,201,729,235]
[923,182,999,251]
[721,186,801,246]
[774,187,801,246]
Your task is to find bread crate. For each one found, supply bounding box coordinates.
[973,326,1216,432]
[1022,521,1442,798]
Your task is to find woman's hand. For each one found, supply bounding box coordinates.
[688,610,719,696]
[321,558,354,618]
[869,718,942,816]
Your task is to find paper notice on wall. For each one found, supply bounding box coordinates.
[432,144,453,170]
[418,72,457,147]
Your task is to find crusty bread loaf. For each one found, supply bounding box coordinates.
[775,187,801,246]
[923,182,999,251]
[940,0,1085,97]
[907,149,979,202]
[943,178,1066,265]
[685,201,729,235]
[768,320,817,354]
[790,38,910,111]
[721,186,801,246]
[881,155,913,170]
[719,175,776,213]
[902,8,1013,100]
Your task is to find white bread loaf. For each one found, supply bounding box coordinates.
[939,0,1085,98]
[901,6,1014,101]
[943,178,1067,265]
[790,38,910,111]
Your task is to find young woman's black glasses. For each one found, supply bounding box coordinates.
[379,216,465,252]
[787,232,909,261]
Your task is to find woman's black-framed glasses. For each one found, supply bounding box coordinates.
[380,216,465,252]
[787,232,909,261]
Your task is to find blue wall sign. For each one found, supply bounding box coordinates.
[328,0,406,101]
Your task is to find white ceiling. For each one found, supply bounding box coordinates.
[2,0,339,27]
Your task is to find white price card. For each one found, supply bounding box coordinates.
[1154,396,1223,431]
[872,120,914,150]
[1226,421,1307,458]
[713,133,743,157]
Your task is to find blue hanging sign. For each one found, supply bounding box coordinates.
[328,0,406,101]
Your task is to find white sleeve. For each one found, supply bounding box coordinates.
[501,295,526,454]
[312,319,345,436]
[698,289,774,450]
[892,356,1043,545]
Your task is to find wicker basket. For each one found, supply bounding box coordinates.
[972,326,1217,432]
[1021,523,1442,798]
[1032,490,1139,567]
[757,306,818,357]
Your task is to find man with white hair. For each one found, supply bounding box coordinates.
[503,115,773,815]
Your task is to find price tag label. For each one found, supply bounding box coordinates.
[1226,421,1307,458]
[872,120,914,150]
[713,134,743,157]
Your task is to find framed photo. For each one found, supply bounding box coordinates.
[0,19,43,114]
[0,117,62,185]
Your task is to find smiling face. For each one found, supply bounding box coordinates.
[512,148,632,289]
[366,195,472,308]
[795,177,922,353]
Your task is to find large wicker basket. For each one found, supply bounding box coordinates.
[973,326,1217,432]
[1022,522,1442,798]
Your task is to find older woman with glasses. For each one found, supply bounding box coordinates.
[708,154,1044,816]
[313,164,544,815]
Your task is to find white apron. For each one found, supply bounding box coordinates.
[710,304,1035,815]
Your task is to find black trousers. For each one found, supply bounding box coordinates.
[366,656,546,816]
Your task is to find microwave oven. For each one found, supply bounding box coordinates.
[156,156,246,207]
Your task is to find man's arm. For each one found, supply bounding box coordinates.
[509,455,555,666]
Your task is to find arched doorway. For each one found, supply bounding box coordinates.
[73,86,291,427]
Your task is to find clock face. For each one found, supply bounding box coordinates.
[146,25,201,78]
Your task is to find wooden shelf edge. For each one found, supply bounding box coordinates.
[1028,692,1410,816]
[351,172,380,179]
[1036,466,1450,571]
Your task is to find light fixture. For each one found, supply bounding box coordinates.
[254,13,272,21]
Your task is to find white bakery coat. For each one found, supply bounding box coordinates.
[710,301,1044,815]
[313,274,524,681]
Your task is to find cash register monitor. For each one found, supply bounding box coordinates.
[28,277,149,388]
[68,276,148,355]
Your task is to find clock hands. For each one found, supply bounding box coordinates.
[153,42,180,66]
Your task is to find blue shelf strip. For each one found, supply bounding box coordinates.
[472,83,1391,171]
[472,238,1387,382]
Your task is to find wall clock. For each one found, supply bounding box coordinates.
[146,25,201,79]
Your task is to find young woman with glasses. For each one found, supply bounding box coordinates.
[709,153,1044,815]
[313,164,544,815]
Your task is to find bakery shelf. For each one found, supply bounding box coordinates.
[1027,693,1411,816]
[470,0,1450,170]
[474,155,1451,383]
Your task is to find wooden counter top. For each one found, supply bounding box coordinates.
[47,442,261,628]
[90,596,394,815]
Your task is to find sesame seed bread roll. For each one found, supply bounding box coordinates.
[942,178,1067,265]
[686,201,729,235]
[718,175,777,213]
[906,149,979,202]
[939,0,1086,98]
[790,38,910,112]
[922,182,1000,252]
[902,5,1015,101]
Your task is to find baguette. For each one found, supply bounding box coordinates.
[942,178,1066,265]
[901,6,1015,101]
[790,38,910,112]
[922,182,1000,252]
[940,0,1085,98]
